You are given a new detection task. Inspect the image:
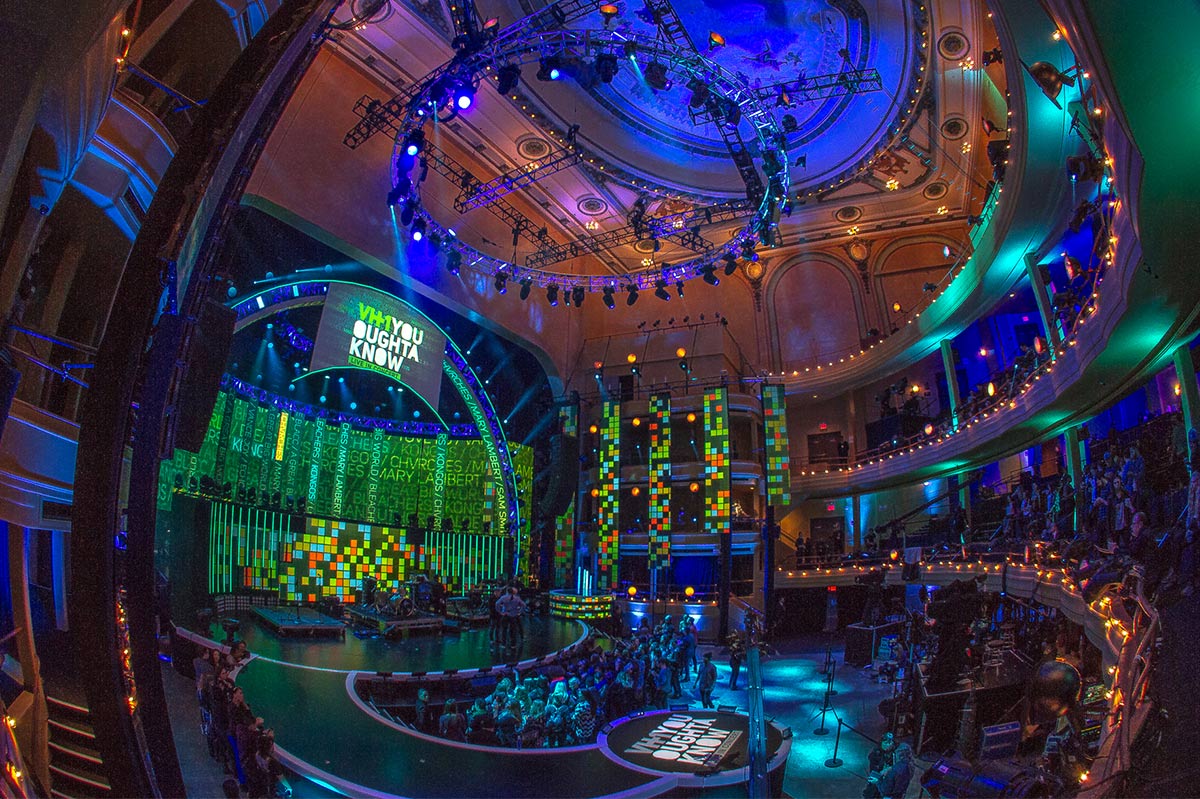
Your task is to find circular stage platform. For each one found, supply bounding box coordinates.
[199,610,789,798]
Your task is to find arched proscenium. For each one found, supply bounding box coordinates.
[229,279,521,540]
[392,29,789,293]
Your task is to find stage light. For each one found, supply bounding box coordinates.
[781,113,798,133]
[411,217,426,241]
[676,348,687,358]
[686,412,696,423]
[591,487,600,497]
[627,353,637,364]
[572,285,585,307]
[923,282,938,292]
[596,53,618,83]
[446,250,462,276]
[453,80,475,110]
[626,284,639,306]
[982,47,1003,66]
[722,254,738,276]
[497,63,520,94]
[537,56,562,81]
[494,271,508,293]
[708,31,725,50]
[631,486,641,496]
[627,585,637,597]
[889,550,899,561]
[676,280,684,298]
[740,240,758,261]
[684,586,695,597]
[546,284,559,306]
[892,301,902,313]
[589,424,598,434]
[654,279,670,301]
[689,482,699,493]
[686,77,710,109]
[1023,60,1075,108]
[386,181,407,206]
[519,277,532,300]
[678,356,690,373]
[924,423,934,435]
[399,199,415,226]
[644,61,671,91]
[602,285,616,309]
[987,381,996,396]
[599,3,619,25]
[700,264,719,286]
[403,129,425,157]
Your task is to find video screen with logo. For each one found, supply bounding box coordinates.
[310,283,447,410]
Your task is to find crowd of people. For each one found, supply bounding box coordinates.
[192,642,291,799]
[409,615,749,749]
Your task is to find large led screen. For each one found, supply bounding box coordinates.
[309,283,447,410]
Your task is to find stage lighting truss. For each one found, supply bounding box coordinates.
[387,29,789,299]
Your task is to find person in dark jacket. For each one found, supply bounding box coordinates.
[695,652,717,709]
[875,743,913,799]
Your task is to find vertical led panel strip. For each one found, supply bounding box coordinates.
[648,394,672,568]
[208,502,290,594]
[553,404,579,588]
[703,388,731,533]
[597,400,621,591]
[762,384,790,506]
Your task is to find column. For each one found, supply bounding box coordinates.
[1174,344,1200,460]
[852,494,862,550]
[1025,254,1061,357]
[6,525,49,789]
[940,340,961,428]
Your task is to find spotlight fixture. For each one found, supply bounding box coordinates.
[781,114,799,133]
[399,199,416,226]
[602,286,616,309]
[497,63,521,94]
[739,240,758,261]
[545,284,559,306]
[596,52,619,83]
[892,301,902,313]
[686,77,710,109]
[599,3,619,25]
[722,254,738,276]
[700,264,719,286]
[1023,60,1076,108]
[572,285,585,307]
[386,184,405,206]
[626,284,639,306]
[708,31,725,50]
[446,250,462,276]
[922,282,937,292]
[403,129,425,157]
[678,356,691,373]
[644,61,672,91]
[411,217,426,242]
[451,78,475,110]
[654,279,670,301]
[982,47,1003,66]
[537,56,562,81]
[675,280,685,298]
[519,277,533,300]
[494,271,508,293]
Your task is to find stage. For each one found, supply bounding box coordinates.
[251,606,346,638]
[215,609,788,798]
[345,603,445,635]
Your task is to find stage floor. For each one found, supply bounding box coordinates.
[232,611,582,673]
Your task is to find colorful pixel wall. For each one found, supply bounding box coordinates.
[762,384,791,506]
[703,388,731,534]
[648,394,672,568]
[597,400,621,591]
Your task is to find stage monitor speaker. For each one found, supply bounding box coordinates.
[173,299,237,452]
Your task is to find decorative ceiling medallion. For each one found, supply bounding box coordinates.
[516,137,551,160]
[940,116,968,140]
[848,241,870,263]
[634,238,659,254]
[923,182,949,200]
[577,197,608,216]
[937,30,969,60]
[835,206,863,223]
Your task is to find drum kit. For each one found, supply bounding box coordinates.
[362,575,417,618]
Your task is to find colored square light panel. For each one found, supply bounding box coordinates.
[762,384,791,506]
[597,400,621,591]
[703,388,731,533]
[648,394,672,569]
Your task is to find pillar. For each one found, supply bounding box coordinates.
[1025,254,1062,357]
[852,494,862,549]
[1174,344,1200,461]
[940,340,961,427]
[6,525,49,790]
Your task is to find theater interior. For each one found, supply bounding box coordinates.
[0,0,1198,797]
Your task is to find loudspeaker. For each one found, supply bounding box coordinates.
[538,431,579,518]
[173,299,237,452]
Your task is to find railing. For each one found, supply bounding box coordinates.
[5,325,95,422]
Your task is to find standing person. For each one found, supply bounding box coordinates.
[876,743,914,799]
[496,587,527,648]
[728,635,745,691]
[439,700,466,742]
[488,585,504,644]
[695,652,717,709]
[862,733,895,799]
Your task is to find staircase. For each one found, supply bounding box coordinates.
[45,695,110,799]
